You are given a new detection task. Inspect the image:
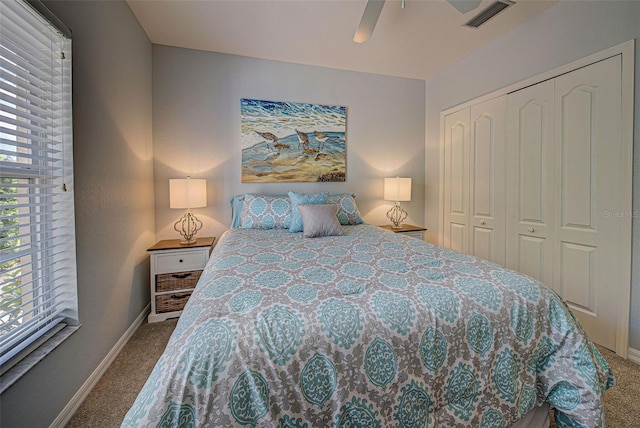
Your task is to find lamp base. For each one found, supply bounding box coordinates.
[174,209,203,245]
[179,238,198,245]
[386,202,408,229]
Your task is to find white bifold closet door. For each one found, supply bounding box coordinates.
[505,79,555,287]
[506,56,624,351]
[443,108,471,254]
[470,98,506,265]
[443,97,506,265]
[553,57,624,351]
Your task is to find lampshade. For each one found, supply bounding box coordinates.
[384,177,412,202]
[169,178,207,209]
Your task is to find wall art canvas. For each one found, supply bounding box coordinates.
[241,98,347,182]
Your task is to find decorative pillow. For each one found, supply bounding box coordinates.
[230,194,245,228]
[241,194,292,229]
[298,204,344,238]
[327,193,364,225]
[288,191,329,232]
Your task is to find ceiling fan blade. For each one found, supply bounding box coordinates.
[446,0,483,14]
[353,0,386,44]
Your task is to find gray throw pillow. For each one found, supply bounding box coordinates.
[298,204,344,238]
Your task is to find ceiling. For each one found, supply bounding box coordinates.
[126,0,557,80]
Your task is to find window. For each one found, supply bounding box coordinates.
[0,0,77,379]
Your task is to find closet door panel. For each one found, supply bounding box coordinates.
[472,227,493,262]
[559,242,596,310]
[553,55,622,350]
[443,108,470,253]
[518,235,546,281]
[449,223,467,253]
[519,103,545,224]
[469,97,506,265]
[506,80,554,285]
[561,88,597,228]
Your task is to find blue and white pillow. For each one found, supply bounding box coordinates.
[288,191,329,232]
[327,193,363,225]
[230,194,245,228]
[241,194,292,229]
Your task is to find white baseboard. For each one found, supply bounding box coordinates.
[50,303,151,428]
[627,347,640,365]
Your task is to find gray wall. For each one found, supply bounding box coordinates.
[153,45,426,241]
[0,1,155,426]
[424,1,640,348]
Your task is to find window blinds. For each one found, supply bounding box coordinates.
[0,0,77,369]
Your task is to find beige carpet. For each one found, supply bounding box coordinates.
[67,319,178,428]
[67,319,639,427]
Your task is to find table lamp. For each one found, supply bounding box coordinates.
[169,177,207,244]
[384,177,411,229]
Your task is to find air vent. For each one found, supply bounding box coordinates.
[464,0,514,28]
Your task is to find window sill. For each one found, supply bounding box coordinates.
[0,324,82,394]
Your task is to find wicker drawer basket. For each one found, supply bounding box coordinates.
[155,291,192,314]
[156,270,202,292]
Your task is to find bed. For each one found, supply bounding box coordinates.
[123,193,613,427]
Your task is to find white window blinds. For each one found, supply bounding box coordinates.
[0,0,77,370]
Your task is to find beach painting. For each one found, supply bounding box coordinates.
[241,98,347,182]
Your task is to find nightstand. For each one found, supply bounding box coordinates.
[147,237,215,323]
[379,224,427,240]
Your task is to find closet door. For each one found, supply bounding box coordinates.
[469,97,506,265]
[505,80,555,285]
[552,56,623,350]
[443,108,470,253]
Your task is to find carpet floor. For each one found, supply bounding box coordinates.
[66,319,639,427]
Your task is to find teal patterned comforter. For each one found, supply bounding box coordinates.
[123,225,613,427]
